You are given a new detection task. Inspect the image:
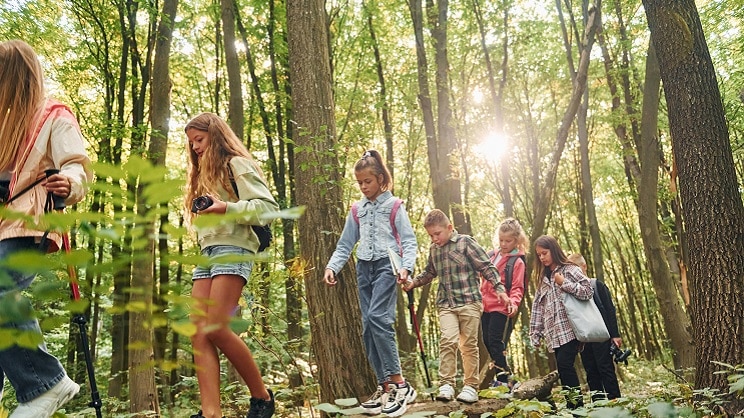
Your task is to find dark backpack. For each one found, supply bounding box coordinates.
[227,167,273,252]
[590,278,605,312]
[488,250,526,293]
[351,198,403,254]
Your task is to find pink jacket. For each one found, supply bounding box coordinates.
[480,250,526,314]
[0,99,92,249]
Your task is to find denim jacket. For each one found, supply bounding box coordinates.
[326,190,417,274]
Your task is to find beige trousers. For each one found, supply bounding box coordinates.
[438,302,482,388]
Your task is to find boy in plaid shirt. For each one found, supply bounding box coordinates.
[402,209,512,403]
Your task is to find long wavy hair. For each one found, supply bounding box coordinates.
[534,235,571,277]
[0,40,46,171]
[183,112,262,221]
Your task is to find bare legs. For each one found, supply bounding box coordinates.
[191,275,270,418]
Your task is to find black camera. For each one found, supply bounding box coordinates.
[191,196,214,213]
[609,343,632,365]
[0,181,9,204]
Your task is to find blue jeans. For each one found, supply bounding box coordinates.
[0,237,67,402]
[357,258,401,384]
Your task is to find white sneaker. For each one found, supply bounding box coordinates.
[381,381,416,417]
[360,385,388,415]
[436,383,455,402]
[10,375,80,418]
[456,385,478,403]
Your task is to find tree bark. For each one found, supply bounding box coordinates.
[287,0,376,402]
[431,0,469,234]
[221,0,244,138]
[149,0,177,408]
[408,0,445,213]
[643,0,744,412]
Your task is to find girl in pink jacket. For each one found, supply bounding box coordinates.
[480,218,527,389]
[0,40,91,418]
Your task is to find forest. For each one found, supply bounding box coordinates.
[1,0,744,416]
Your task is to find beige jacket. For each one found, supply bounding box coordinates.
[0,99,92,249]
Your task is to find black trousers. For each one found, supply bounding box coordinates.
[554,339,583,409]
[481,311,513,382]
[580,339,621,400]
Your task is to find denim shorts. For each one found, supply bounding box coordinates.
[192,245,254,282]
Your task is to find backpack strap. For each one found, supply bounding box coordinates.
[504,256,517,293]
[591,278,605,312]
[389,198,403,254]
[351,201,359,224]
[226,165,239,197]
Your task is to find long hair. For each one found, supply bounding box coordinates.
[0,40,46,171]
[184,112,262,220]
[534,235,571,277]
[494,217,529,253]
[353,149,392,191]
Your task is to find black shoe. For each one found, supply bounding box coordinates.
[190,410,225,418]
[247,388,275,418]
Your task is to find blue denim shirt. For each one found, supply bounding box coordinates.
[326,190,417,274]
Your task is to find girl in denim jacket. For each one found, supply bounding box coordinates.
[323,150,417,417]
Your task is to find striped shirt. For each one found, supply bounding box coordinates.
[412,232,505,309]
[529,263,593,351]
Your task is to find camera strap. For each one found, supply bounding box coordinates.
[1,176,47,205]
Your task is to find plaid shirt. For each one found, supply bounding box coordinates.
[412,232,505,309]
[529,263,593,351]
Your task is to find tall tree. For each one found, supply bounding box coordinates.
[597,3,694,370]
[286,0,375,402]
[643,0,744,413]
[150,0,178,408]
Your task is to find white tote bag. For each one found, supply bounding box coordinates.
[561,292,610,342]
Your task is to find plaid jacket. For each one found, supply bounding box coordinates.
[412,232,504,309]
[529,263,593,351]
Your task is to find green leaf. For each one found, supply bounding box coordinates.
[334,397,358,407]
[314,403,342,414]
[646,402,678,418]
[229,318,251,334]
[172,321,197,337]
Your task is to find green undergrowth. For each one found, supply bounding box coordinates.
[313,359,744,418]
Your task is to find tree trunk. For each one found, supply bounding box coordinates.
[430,0,468,234]
[150,0,177,408]
[408,0,445,213]
[637,40,695,371]
[287,0,376,402]
[531,5,597,240]
[222,0,244,137]
[643,0,744,412]
[597,8,694,369]
[472,0,512,217]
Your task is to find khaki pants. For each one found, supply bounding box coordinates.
[438,302,482,388]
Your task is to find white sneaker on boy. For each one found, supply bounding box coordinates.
[436,383,455,402]
[456,385,479,403]
[10,375,79,418]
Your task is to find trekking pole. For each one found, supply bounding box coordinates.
[61,234,102,418]
[406,289,433,399]
[48,176,103,418]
